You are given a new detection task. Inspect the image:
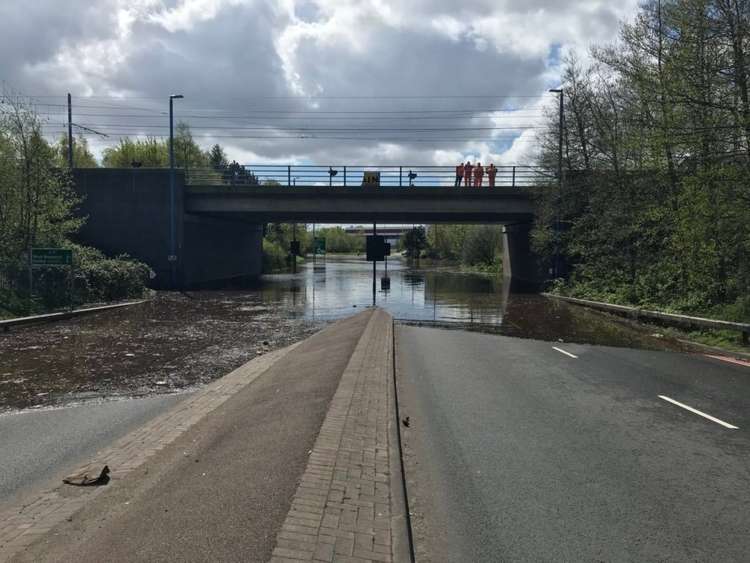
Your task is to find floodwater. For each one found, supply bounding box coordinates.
[0,256,695,411]
[264,256,698,349]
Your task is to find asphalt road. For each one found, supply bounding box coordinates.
[16,311,372,563]
[0,393,189,509]
[396,326,750,562]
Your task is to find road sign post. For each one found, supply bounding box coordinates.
[313,238,326,255]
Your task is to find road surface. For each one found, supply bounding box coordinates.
[396,326,750,562]
[0,394,188,509]
[14,311,372,563]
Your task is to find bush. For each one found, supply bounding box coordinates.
[0,245,151,314]
[38,246,150,308]
[461,226,502,267]
[262,239,289,272]
[77,252,152,303]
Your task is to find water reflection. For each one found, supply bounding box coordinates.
[261,256,507,323]
[261,256,698,353]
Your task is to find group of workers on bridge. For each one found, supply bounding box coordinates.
[454,161,497,188]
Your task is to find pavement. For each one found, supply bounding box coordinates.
[396,325,750,562]
[270,308,407,563]
[0,393,189,510]
[0,309,409,562]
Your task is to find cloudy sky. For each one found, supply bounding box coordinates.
[0,0,641,167]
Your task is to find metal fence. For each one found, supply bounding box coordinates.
[186,164,552,188]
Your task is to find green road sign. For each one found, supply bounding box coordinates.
[31,248,73,267]
[313,237,326,255]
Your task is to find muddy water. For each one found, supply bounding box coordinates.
[0,256,695,412]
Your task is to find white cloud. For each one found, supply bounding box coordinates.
[1,0,641,166]
[148,0,247,32]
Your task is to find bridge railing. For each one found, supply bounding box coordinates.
[185,165,552,188]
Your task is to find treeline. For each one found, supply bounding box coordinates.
[54,122,236,173]
[68,125,260,185]
[100,125,231,171]
[262,226,366,271]
[423,225,504,273]
[535,0,750,321]
[0,94,151,317]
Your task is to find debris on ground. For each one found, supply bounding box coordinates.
[63,465,110,486]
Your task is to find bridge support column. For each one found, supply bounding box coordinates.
[73,168,264,289]
[502,223,543,293]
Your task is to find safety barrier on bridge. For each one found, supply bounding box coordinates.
[186,164,553,188]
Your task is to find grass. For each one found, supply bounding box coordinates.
[548,284,750,357]
[659,326,749,356]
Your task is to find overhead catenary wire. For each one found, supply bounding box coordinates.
[39,124,548,131]
[7,91,555,153]
[17,93,557,100]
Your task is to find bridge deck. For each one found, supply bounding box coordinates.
[185,185,537,224]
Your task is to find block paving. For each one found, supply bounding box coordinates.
[270,309,401,563]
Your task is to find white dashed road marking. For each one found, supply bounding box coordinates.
[658,395,739,430]
[553,346,578,359]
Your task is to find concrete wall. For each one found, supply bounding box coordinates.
[502,223,544,292]
[73,169,262,288]
[182,214,263,286]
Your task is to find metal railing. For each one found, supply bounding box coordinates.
[545,294,750,345]
[186,164,552,188]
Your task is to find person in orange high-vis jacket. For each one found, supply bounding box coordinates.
[474,162,484,187]
[454,162,464,187]
[463,161,473,187]
[487,163,497,187]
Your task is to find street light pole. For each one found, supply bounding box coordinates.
[372,223,377,307]
[169,94,184,289]
[549,88,564,278]
[67,93,73,169]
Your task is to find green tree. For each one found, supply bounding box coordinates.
[0,93,82,262]
[403,226,428,258]
[173,122,209,173]
[55,134,98,168]
[209,144,228,170]
[427,224,468,261]
[0,90,154,315]
[461,226,503,267]
[315,227,365,253]
[426,225,503,270]
[102,137,168,167]
[532,0,750,320]
[101,123,210,170]
[264,223,311,255]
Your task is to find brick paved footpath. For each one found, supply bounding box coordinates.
[0,308,410,562]
[270,308,410,563]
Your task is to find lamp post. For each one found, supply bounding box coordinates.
[549,88,563,279]
[169,94,184,288]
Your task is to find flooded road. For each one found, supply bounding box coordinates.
[0,256,695,412]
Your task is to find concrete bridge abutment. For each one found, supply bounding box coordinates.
[72,169,263,289]
[502,223,544,292]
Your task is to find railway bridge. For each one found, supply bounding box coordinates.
[73,165,550,289]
